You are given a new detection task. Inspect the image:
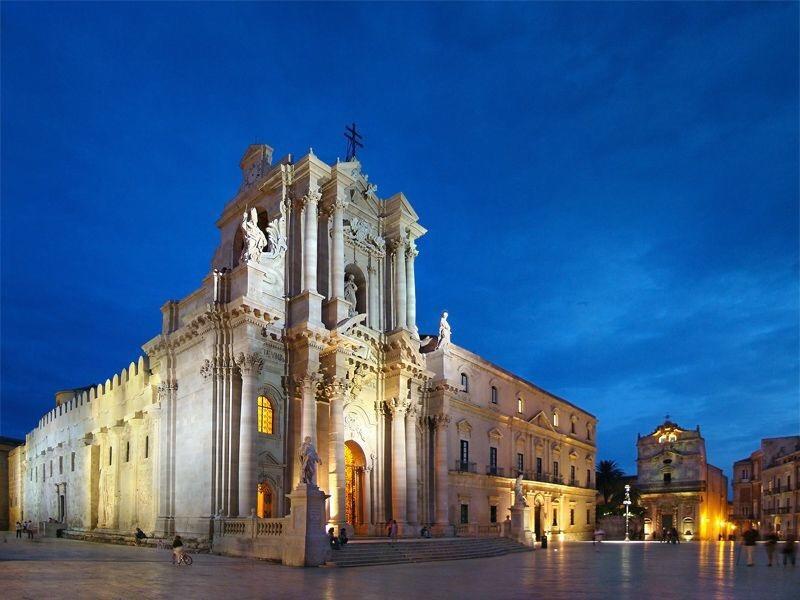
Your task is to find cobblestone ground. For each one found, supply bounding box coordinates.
[0,536,796,600]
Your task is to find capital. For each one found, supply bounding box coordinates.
[388,237,406,256]
[304,183,322,206]
[386,397,411,416]
[323,376,350,400]
[235,352,264,376]
[430,414,451,430]
[200,359,216,380]
[405,237,419,260]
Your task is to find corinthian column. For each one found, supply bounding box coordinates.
[303,184,321,293]
[330,198,346,300]
[300,374,320,447]
[326,378,347,531]
[388,398,409,527]
[392,238,407,330]
[236,352,264,517]
[405,238,418,336]
[433,414,451,527]
[405,402,419,526]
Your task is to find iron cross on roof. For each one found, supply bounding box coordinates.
[344,122,363,161]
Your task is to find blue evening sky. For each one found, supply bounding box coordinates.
[2,2,798,479]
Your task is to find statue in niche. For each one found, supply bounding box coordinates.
[436,311,451,349]
[241,207,268,263]
[344,273,358,316]
[514,473,528,507]
[299,436,322,486]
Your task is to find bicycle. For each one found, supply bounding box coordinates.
[174,551,193,566]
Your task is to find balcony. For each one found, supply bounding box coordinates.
[486,466,505,477]
[454,461,477,474]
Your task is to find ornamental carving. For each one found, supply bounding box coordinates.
[405,236,419,260]
[323,377,350,400]
[304,183,322,206]
[344,216,385,255]
[157,380,178,402]
[200,359,216,380]
[385,397,411,416]
[235,352,264,376]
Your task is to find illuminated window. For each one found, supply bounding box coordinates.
[668,433,677,442]
[517,397,524,414]
[553,412,559,427]
[257,396,274,434]
[491,386,498,404]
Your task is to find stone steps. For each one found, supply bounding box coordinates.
[329,537,531,567]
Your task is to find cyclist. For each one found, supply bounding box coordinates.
[172,535,185,565]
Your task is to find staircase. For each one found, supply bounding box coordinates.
[328,537,531,568]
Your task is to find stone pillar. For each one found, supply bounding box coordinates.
[300,375,319,447]
[236,353,264,517]
[330,199,346,300]
[303,184,321,293]
[389,398,409,528]
[405,239,418,336]
[405,402,419,527]
[433,414,451,529]
[368,263,379,330]
[392,239,407,330]
[327,378,347,532]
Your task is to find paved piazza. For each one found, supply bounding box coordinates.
[1,537,796,599]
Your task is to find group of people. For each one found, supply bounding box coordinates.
[654,527,681,543]
[328,527,349,549]
[14,521,35,539]
[742,527,796,567]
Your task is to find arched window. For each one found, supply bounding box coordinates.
[552,411,559,427]
[257,396,274,434]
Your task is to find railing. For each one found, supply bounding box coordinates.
[477,524,502,537]
[256,520,283,537]
[486,466,505,477]
[223,520,247,536]
[636,480,706,493]
[455,461,478,473]
[216,516,286,539]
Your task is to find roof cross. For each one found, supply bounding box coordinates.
[344,122,363,161]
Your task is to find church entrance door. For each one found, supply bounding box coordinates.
[344,440,366,531]
[534,504,542,539]
[257,482,273,518]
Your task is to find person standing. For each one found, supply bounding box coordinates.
[742,526,759,566]
[765,529,779,566]
[15,522,22,539]
[781,531,796,566]
[390,519,398,542]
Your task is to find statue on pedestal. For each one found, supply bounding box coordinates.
[514,473,528,507]
[299,436,322,486]
[436,311,451,349]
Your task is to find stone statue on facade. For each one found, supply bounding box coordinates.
[240,207,268,263]
[436,311,451,349]
[514,473,528,507]
[344,273,358,316]
[299,436,322,486]
[264,214,287,259]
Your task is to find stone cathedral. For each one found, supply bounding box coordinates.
[9,143,597,545]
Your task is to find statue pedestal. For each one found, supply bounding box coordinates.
[282,483,330,567]
[323,297,352,329]
[509,504,535,547]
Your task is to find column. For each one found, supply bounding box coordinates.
[405,402,419,526]
[368,262,379,329]
[392,239,407,330]
[327,379,347,530]
[300,375,319,447]
[330,199,346,300]
[389,398,408,526]
[236,353,264,517]
[405,238,418,335]
[303,184,320,293]
[433,414,451,526]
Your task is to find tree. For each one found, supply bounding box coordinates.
[596,459,624,505]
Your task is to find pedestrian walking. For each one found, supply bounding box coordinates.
[15,522,22,539]
[782,531,796,566]
[28,521,35,539]
[389,519,398,542]
[765,530,779,566]
[742,526,759,567]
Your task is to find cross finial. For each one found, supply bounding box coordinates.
[344,122,363,161]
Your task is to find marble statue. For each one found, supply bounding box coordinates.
[264,215,287,259]
[514,473,528,507]
[299,436,322,486]
[436,311,451,349]
[241,207,268,262]
[344,273,358,316]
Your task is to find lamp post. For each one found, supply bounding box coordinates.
[623,484,632,542]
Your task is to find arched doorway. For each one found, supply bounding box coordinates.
[257,482,273,518]
[344,440,366,529]
[534,502,542,540]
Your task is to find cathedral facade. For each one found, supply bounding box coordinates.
[9,143,596,541]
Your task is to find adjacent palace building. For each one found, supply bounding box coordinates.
[8,143,597,542]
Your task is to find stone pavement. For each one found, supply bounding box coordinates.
[0,536,796,600]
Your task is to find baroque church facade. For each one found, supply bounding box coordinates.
[9,143,597,541]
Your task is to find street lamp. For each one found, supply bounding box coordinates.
[623,484,632,542]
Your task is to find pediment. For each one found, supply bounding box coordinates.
[385,192,419,221]
[488,427,503,441]
[258,450,282,465]
[456,419,472,438]
[529,410,558,433]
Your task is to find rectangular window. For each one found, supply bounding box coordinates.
[109,447,113,466]
[517,453,524,474]
[552,510,558,527]
[461,373,469,391]
[490,505,497,523]
[460,504,469,524]
[126,442,130,463]
[489,447,497,470]
[145,436,149,459]
[536,457,542,476]
[50,460,53,477]
[570,465,576,483]
[553,461,559,478]
[517,397,524,413]
[491,386,498,404]
[587,509,591,524]
[664,472,671,483]
[587,469,591,487]
[571,422,575,434]
[59,456,63,475]
[460,440,469,468]
[570,509,575,526]
[71,452,75,472]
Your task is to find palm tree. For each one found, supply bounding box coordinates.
[596,460,624,505]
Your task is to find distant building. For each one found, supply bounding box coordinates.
[1,436,24,530]
[635,418,728,541]
[732,436,800,536]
